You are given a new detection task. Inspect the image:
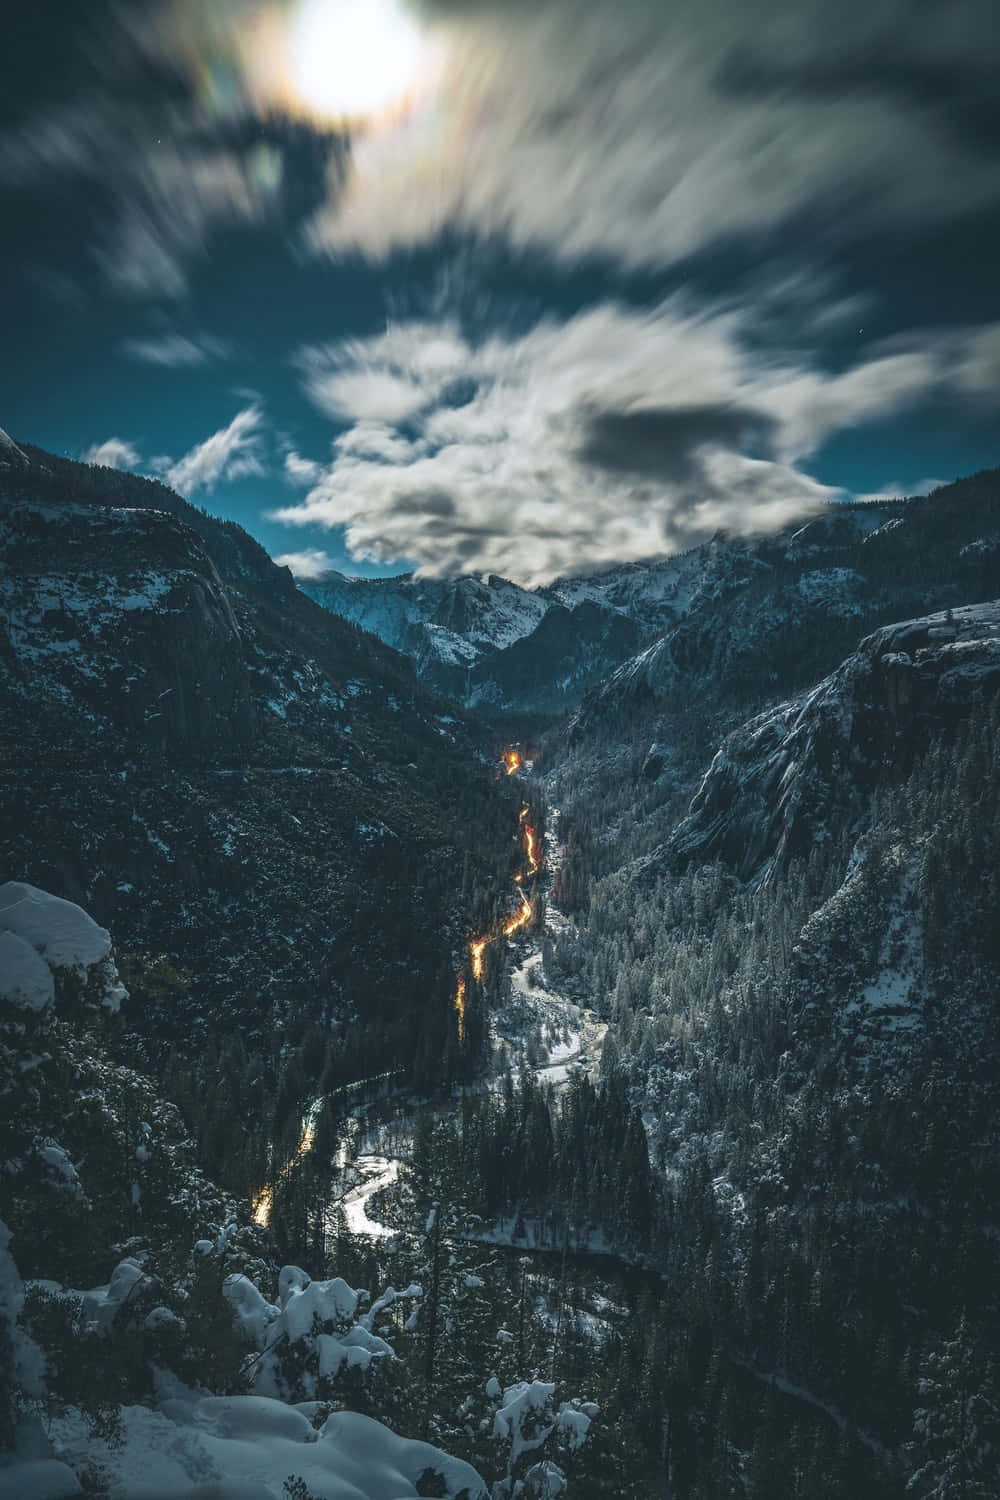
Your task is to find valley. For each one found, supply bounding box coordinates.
[2,449,999,1499]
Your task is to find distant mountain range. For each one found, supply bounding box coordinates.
[301,474,1000,716]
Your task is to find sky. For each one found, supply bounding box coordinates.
[1,0,998,586]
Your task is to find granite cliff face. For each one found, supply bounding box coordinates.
[2,498,255,755]
[667,603,1000,880]
[0,443,516,1144]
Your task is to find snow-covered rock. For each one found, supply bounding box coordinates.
[0,1459,82,1499]
[0,882,112,973]
[48,1396,488,1500]
[0,930,55,1012]
[0,882,127,1012]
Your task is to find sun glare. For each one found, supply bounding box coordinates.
[289,0,430,124]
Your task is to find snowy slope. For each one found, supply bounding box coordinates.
[302,571,548,663]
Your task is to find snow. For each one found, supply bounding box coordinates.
[492,1382,595,1472]
[279,1272,359,1342]
[0,1219,46,1408]
[795,567,865,614]
[82,1258,149,1334]
[522,1460,567,1497]
[338,1156,400,1240]
[0,1460,82,1499]
[39,1143,84,1200]
[222,1273,279,1346]
[0,929,55,1012]
[0,882,112,974]
[50,1397,487,1500]
[224,1264,398,1401]
[0,425,30,468]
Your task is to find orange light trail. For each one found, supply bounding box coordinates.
[503,887,533,937]
[250,1099,321,1228]
[470,936,489,981]
[459,800,540,1030]
[454,974,466,1043]
[504,750,522,776]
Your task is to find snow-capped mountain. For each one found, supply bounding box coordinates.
[571,468,1000,735]
[299,504,907,714]
[302,473,1000,720]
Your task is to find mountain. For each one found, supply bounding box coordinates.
[534,579,1000,1494]
[301,473,1000,722]
[295,501,904,716]
[5,439,1000,1498]
[0,441,520,1194]
[571,470,1000,737]
[0,426,29,469]
[667,601,1000,881]
[302,554,721,714]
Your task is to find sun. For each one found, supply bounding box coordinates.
[288,0,431,124]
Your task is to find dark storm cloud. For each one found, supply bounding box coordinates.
[717,44,1000,158]
[579,407,778,485]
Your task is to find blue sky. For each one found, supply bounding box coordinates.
[2,0,998,584]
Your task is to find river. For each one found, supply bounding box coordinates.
[327,789,607,1244]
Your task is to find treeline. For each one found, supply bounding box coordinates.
[401,1069,654,1248]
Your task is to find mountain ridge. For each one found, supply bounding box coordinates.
[297,480,1000,716]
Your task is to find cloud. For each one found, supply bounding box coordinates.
[82,437,141,470]
[163,406,267,495]
[120,332,229,367]
[0,42,289,300]
[855,476,948,504]
[283,450,326,486]
[272,302,1000,584]
[6,0,997,307]
[308,0,1000,270]
[272,547,337,578]
[82,409,271,495]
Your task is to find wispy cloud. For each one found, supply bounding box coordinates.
[120,332,229,367]
[855,476,948,504]
[82,437,141,470]
[272,303,1000,585]
[163,406,267,495]
[83,408,269,496]
[283,451,326,486]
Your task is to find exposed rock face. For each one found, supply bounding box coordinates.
[668,603,1000,880]
[0,440,513,1115]
[571,470,1000,738]
[1,499,255,753]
